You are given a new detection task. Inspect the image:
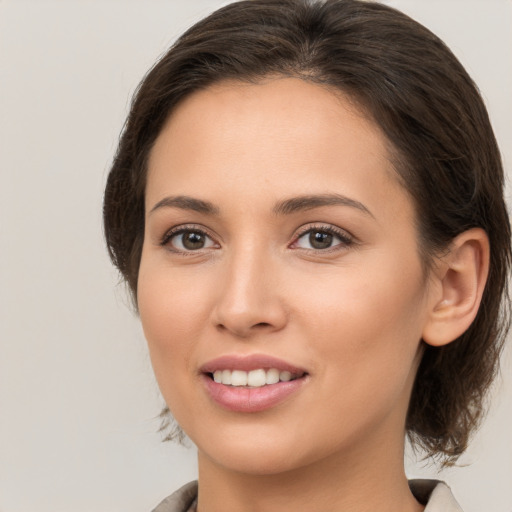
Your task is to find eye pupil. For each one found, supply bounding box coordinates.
[309,231,333,249]
[182,231,205,250]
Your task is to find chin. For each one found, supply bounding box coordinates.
[202,447,306,476]
[193,424,312,476]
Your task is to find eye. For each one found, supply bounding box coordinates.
[293,225,353,251]
[162,227,217,252]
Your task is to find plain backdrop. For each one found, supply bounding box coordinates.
[0,1,511,511]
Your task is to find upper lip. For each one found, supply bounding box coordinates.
[200,354,308,375]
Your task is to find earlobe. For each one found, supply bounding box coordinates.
[422,228,490,347]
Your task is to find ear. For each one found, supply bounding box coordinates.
[422,228,490,347]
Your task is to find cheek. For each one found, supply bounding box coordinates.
[300,254,425,339]
[300,253,426,397]
[138,259,211,339]
[137,260,212,395]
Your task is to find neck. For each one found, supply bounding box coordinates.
[195,430,424,512]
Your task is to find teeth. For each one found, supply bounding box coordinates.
[247,369,266,387]
[211,368,301,387]
[279,371,292,382]
[266,368,280,385]
[231,370,247,386]
[221,369,232,385]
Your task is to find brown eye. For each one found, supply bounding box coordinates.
[165,229,216,251]
[309,231,333,249]
[181,231,206,250]
[293,226,353,251]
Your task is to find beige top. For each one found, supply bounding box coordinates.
[151,479,463,512]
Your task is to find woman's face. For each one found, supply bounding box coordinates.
[138,78,434,475]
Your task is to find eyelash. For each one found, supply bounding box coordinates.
[159,223,355,254]
[160,224,217,254]
[291,224,355,252]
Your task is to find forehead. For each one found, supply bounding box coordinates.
[151,78,387,163]
[146,77,411,223]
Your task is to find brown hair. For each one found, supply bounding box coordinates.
[103,0,511,464]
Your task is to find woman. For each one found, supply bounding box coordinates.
[103,1,511,510]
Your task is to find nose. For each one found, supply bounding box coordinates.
[211,246,288,338]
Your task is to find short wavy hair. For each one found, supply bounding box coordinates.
[103,0,511,465]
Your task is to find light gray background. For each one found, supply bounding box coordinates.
[1,1,510,511]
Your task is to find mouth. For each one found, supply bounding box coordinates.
[200,355,309,412]
[207,368,306,388]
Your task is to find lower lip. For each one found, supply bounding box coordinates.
[202,374,307,412]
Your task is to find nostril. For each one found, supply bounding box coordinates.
[214,321,273,336]
[254,322,272,328]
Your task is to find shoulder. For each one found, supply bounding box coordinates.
[409,479,463,512]
[151,481,198,512]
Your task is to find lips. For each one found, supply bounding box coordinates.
[200,354,309,412]
[201,354,307,374]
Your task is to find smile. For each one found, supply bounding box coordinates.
[201,355,309,412]
[211,368,302,387]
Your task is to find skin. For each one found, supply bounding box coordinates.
[138,78,488,511]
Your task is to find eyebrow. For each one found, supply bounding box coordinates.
[149,195,220,216]
[272,194,374,218]
[149,193,373,218]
